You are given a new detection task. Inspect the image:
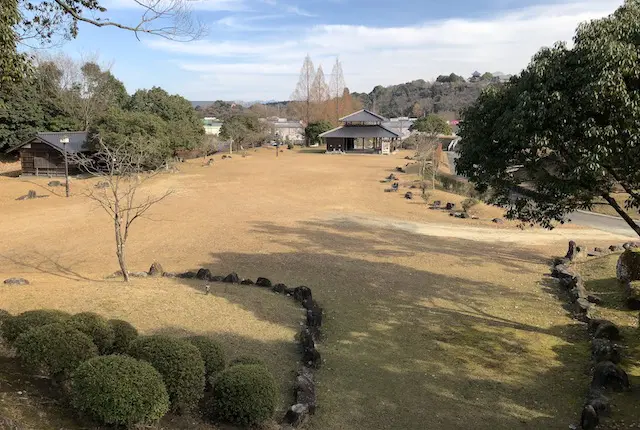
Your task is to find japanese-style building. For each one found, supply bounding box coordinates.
[319,109,399,154]
[5,132,89,176]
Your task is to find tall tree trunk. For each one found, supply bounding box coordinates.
[114,215,129,282]
[602,193,640,237]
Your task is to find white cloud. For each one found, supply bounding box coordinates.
[146,0,623,100]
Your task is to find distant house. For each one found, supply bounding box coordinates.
[262,117,304,143]
[5,132,89,176]
[319,109,399,154]
[203,117,223,136]
[382,117,416,140]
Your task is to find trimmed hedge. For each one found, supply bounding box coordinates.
[1,309,71,346]
[128,335,205,412]
[210,364,278,427]
[187,336,226,379]
[15,323,98,380]
[0,309,11,324]
[108,319,138,354]
[229,356,266,368]
[71,355,169,426]
[66,312,115,354]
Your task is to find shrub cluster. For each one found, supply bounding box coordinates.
[128,335,205,412]
[187,336,226,379]
[210,364,278,427]
[14,323,98,381]
[1,310,71,345]
[66,312,115,354]
[461,198,480,213]
[71,355,169,426]
[108,319,138,354]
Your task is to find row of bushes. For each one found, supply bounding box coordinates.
[0,309,278,427]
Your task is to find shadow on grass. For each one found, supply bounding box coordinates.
[0,252,102,282]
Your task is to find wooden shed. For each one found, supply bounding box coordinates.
[5,132,89,176]
[319,109,399,154]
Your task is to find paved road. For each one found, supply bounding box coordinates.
[568,211,638,238]
[445,150,638,238]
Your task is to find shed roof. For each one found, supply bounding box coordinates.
[339,109,388,123]
[6,132,89,154]
[319,125,399,139]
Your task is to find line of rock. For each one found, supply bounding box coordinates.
[550,241,633,430]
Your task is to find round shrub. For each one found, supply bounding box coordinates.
[187,336,226,379]
[210,364,278,427]
[15,323,98,380]
[66,312,115,354]
[71,355,169,426]
[1,309,71,346]
[108,319,138,354]
[229,356,266,368]
[128,335,205,412]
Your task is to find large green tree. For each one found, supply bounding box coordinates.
[305,121,333,146]
[219,114,267,151]
[457,0,640,236]
[128,87,203,152]
[410,114,452,135]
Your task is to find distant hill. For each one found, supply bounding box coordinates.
[351,73,510,119]
[192,72,511,120]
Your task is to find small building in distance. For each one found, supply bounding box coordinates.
[320,109,399,154]
[5,131,89,176]
[261,117,304,143]
[203,117,223,135]
[382,117,416,140]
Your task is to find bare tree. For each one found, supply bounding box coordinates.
[310,65,329,122]
[329,57,346,122]
[17,0,206,47]
[72,138,173,282]
[411,133,441,190]
[291,55,316,131]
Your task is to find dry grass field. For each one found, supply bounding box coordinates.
[0,147,637,429]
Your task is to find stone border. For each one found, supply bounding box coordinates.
[151,263,321,428]
[550,241,635,430]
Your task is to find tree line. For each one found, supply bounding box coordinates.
[1,54,204,165]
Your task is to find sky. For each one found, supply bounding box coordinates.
[57,0,624,101]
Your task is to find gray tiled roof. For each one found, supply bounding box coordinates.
[340,109,388,123]
[37,132,89,153]
[319,125,399,139]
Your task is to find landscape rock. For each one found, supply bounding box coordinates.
[148,261,164,277]
[47,180,62,187]
[395,167,406,173]
[95,181,109,189]
[565,240,587,262]
[569,284,589,303]
[306,306,323,329]
[299,328,315,351]
[586,388,610,417]
[209,275,224,282]
[591,361,630,392]
[301,298,317,310]
[580,404,599,430]
[594,247,605,253]
[162,272,178,278]
[272,283,288,294]
[129,271,148,278]
[302,347,321,369]
[609,245,624,252]
[240,279,254,285]
[588,319,616,338]
[404,192,413,200]
[624,281,640,310]
[574,298,593,322]
[492,218,504,224]
[623,242,639,250]
[196,268,212,280]
[255,277,272,288]
[591,339,621,364]
[296,367,316,414]
[178,271,196,279]
[284,403,309,427]
[293,286,312,304]
[3,278,29,286]
[587,294,603,305]
[446,202,455,210]
[222,272,240,283]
